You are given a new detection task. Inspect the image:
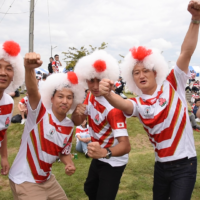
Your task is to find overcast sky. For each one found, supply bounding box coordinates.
[0,0,199,69]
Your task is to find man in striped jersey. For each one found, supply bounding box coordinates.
[9,53,85,200]
[99,1,200,199]
[0,41,24,176]
[72,50,131,200]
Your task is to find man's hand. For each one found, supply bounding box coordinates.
[87,142,107,159]
[1,157,10,175]
[65,163,76,176]
[99,79,114,97]
[24,52,43,69]
[188,0,200,20]
[73,104,87,116]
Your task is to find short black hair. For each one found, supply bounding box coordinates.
[195,98,200,104]
[54,54,59,58]
[49,57,54,60]
[42,73,47,79]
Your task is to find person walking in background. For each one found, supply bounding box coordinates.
[48,57,54,74]
[75,119,91,157]
[52,54,62,73]
[0,40,24,176]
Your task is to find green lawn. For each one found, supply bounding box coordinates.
[0,94,200,200]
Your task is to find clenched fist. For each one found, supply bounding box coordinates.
[65,163,76,176]
[99,78,114,97]
[24,52,43,69]
[189,0,200,20]
[87,142,107,159]
[74,104,87,116]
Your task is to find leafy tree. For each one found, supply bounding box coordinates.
[62,42,108,70]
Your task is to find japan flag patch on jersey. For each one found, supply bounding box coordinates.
[117,122,124,128]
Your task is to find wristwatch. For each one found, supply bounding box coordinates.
[105,148,112,159]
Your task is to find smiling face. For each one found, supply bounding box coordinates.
[132,63,157,95]
[51,88,74,120]
[86,78,101,97]
[0,59,14,91]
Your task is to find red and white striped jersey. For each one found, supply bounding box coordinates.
[9,100,74,184]
[125,65,196,162]
[193,82,199,87]
[115,81,122,88]
[0,93,13,147]
[84,93,129,167]
[19,96,28,107]
[192,104,195,112]
[75,125,89,143]
[52,61,60,73]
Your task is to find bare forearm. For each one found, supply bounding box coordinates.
[25,69,39,96]
[59,153,74,165]
[105,92,133,115]
[181,22,199,58]
[1,134,8,158]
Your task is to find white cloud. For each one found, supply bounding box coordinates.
[0,0,199,69]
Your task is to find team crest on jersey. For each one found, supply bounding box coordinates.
[159,98,167,107]
[144,107,151,116]
[5,117,10,127]
[94,113,99,123]
[63,137,68,146]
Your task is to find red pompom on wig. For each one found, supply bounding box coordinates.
[129,46,152,61]
[67,72,78,84]
[3,41,21,56]
[93,60,106,72]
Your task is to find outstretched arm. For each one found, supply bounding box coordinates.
[99,79,134,115]
[177,1,200,73]
[24,53,43,110]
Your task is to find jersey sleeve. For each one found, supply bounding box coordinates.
[123,98,138,118]
[52,61,56,67]
[26,99,46,128]
[61,129,74,155]
[19,98,25,105]
[166,65,190,107]
[75,127,81,137]
[107,108,128,138]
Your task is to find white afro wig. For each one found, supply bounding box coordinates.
[39,72,85,114]
[0,41,25,93]
[74,50,119,86]
[121,46,169,95]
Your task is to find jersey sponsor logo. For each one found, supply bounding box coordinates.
[117,122,124,128]
[159,98,167,107]
[144,106,151,116]
[94,113,99,123]
[47,128,55,139]
[5,117,10,127]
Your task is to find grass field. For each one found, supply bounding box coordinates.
[0,93,200,200]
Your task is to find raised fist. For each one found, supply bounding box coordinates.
[74,104,87,116]
[24,52,43,69]
[188,0,200,20]
[99,78,114,97]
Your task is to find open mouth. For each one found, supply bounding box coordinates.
[140,80,147,84]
